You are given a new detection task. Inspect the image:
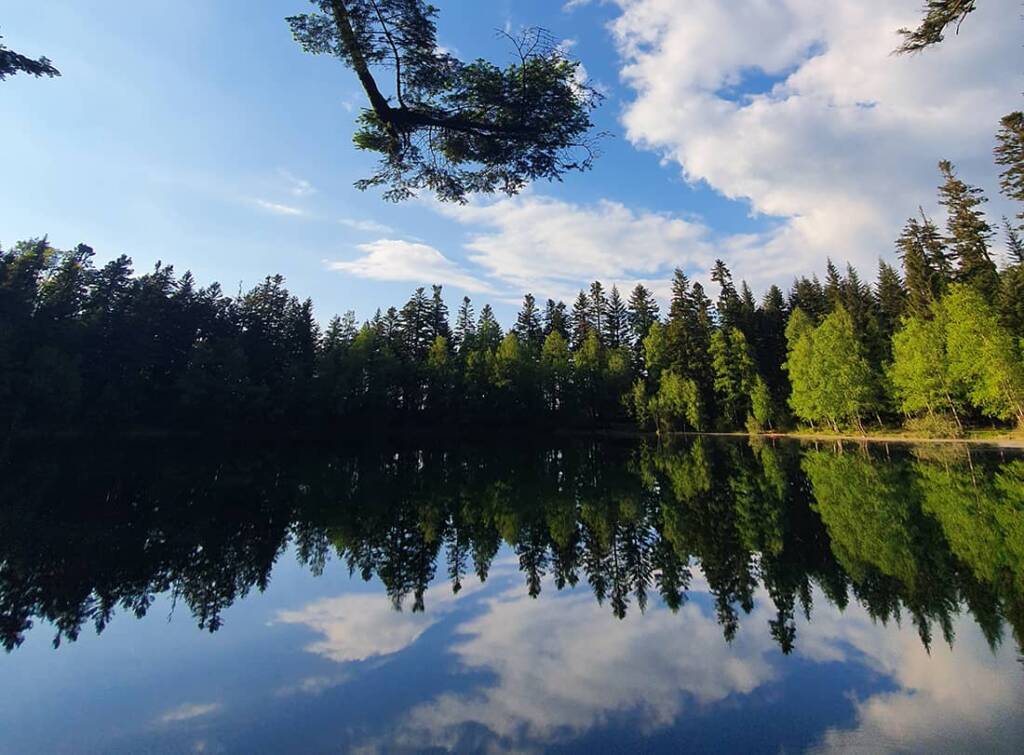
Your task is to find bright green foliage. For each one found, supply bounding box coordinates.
[540,330,571,413]
[648,371,703,434]
[785,307,878,431]
[710,327,757,429]
[748,377,774,433]
[287,2,602,202]
[889,311,965,426]
[940,285,1024,425]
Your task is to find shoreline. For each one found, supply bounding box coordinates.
[671,430,1024,449]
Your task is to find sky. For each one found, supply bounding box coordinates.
[2,0,1022,325]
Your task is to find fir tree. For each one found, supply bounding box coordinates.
[875,260,907,341]
[570,290,591,351]
[543,299,569,339]
[1003,217,1024,266]
[589,281,608,340]
[604,285,629,348]
[514,293,543,353]
[627,284,659,351]
[429,285,451,342]
[711,259,742,329]
[453,297,476,354]
[898,217,938,318]
[938,160,999,299]
[994,111,1024,228]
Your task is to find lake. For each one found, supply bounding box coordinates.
[1,437,1022,753]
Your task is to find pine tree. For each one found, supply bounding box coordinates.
[476,305,502,352]
[919,210,954,283]
[898,217,938,318]
[711,259,742,329]
[514,293,543,353]
[1003,217,1024,266]
[875,260,907,341]
[453,297,476,354]
[570,290,591,351]
[604,285,629,348]
[543,299,569,339]
[589,281,608,340]
[399,287,433,360]
[429,285,451,342]
[824,260,843,313]
[938,160,999,299]
[788,276,827,321]
[994,111,1024,228]
[627,284,659,350]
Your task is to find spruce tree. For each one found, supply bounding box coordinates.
[788,276,827,321]
[823,260,843,313]
[711,259,741,329]
[627,284,659,346]
[898,217,938,318]
[604,285,629,348]
[589,281,608,340]
[476,305,502,351]
[938,160,999,299]
[453,297,476,354]
[429,285,451,342]
[875,260,907,341]
[542,299,569,339]
[514,293,543,353]
[1003,217,1024,266]
[570,290,591,351]
[995,112,1024,228]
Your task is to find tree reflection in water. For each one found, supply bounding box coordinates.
[2,437,1022,658]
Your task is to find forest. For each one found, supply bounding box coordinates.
[2,124,1023,437]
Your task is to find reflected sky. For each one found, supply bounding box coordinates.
[2,439,1023,753]
[3,547,1022,754]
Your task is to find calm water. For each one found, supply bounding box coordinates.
[2,437,1023,753]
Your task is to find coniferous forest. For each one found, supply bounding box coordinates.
[4,142,1023,439]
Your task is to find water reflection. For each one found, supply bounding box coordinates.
[4,438,1023,657]
[1,437,1023,752]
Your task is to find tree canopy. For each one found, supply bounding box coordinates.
[895,1,978,54]
[287,1,603,202]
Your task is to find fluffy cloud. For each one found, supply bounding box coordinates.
[327,239,496,295]
[609,0,1023,280]
[435,195,714,301]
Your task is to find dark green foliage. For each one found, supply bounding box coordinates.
[287,2,602,202]
[5,438,1021,659]
[996,113,1024,229]
[895,1,978,54]
[0,31,60,81]
[938,160,1000,299]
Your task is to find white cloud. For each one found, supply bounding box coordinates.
[339,217,396,235]
[158,702,222,725]
[607,0,1023,282]
[252,198,306,217]
[279,170,316,198]
[435,195,713,301]
[328,239,496,294]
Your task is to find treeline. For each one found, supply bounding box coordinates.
[2,115,1023,435]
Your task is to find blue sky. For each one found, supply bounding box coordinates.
[2,1,1020,324]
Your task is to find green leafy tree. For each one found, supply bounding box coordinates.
[287,2,602,201]
[540,330,571,414]
[889,310,966,429]
[710,327,757,430]
[941,285,1024,426]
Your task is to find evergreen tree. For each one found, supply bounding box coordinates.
[710,328,757,430]
[429,285,451,342]
[627,284,659,366]
[453,297,476,354]
[938,160,999,299]
[711,259,742,329]
[604,285,629,349]
[875,260,908,342]
[823,260,843,313]
[895,1,978,54]
[788,276,827,321]
[514,293,543,354]
[995,111,1024,228]
[898,217,939,318]
[476,305,502,351]
[589,281,608,340]
[570,290,591,351]
[543,299,569,339]
[1004,217,1024,266]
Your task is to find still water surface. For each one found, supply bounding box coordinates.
[2,437,1023,753]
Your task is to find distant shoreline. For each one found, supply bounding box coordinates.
[672,431,1024,449]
